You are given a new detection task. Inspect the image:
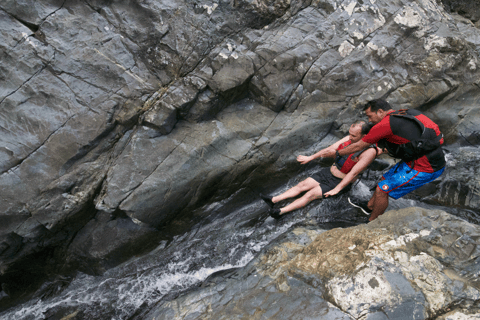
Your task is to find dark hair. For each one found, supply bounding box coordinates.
[362,99,393,112]
[353,120,373,135]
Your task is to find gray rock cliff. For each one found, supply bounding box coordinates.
[1,0,480,312]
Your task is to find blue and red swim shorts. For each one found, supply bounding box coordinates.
[378,161,445,199]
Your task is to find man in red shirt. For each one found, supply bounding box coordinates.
[318,99,445,222]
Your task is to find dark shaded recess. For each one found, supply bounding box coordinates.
[150,153,287,239]
[0,247,57,312]
[65,208,165,275]
[438,0,480,22]
[456,130,480,146]
[0,193,100,311]
[181,77,253,122]
[219,76,253,106]
[316,0,335,14]
[84,0,162,23]
[9,14,40,33]
[189,76,254,121]
[220,0,289,30]
[60,121,118,174]
[416,86,457,113]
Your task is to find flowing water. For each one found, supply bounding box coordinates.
[1,169,477,319]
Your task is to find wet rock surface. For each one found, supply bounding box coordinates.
[148,207,480,319]
[1,0,480,315]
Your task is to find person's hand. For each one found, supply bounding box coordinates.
[324,187,341,198]
[297,155,313,164]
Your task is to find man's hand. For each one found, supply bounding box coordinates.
[297,155,313,164]
[324,187,341,198]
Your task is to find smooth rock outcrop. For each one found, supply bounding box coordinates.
[148,207,480,319]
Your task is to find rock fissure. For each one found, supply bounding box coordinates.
[52,74,103,116]
[39,0,66,25]
[114,134,188,211]
[54,69,128,98]
[0,113,76,176]
[0,64,47,105]
[10,32,33,49]
[4,11,39,33]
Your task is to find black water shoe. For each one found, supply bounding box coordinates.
[268,208,282,220]
[260,193,274,207]
[348,197,372,215]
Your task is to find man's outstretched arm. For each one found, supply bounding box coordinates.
[323,148,377,197]
[318,139,371,158]
[297,136,350,164]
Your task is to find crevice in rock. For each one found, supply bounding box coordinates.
[439,0,480,25]
[430,301,480,319]
[54,69,128,99]
[40,0,66,25]
[208,144,242,164]
[416,84,459,112]
[114,135,188,211]
[284,49,325,108]
[459,131,480,147]
[11,32,33,49]
[60,121,119,175]
[0,113,75,176]
[83,0,102,15]
[0,64,46,106]
[53,71,104,116]
[7,13,39,33]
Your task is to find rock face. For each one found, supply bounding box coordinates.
[148,207,480,319]
[1,0,480,308]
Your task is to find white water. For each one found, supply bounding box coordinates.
[2,196,300,320]
[7,250,255,320]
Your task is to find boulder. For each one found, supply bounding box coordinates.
[147,207,480,319]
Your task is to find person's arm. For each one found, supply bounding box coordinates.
[321,120,391,158]
[319,140,371,158]
[297,135,350,164]
[323,148,377,197]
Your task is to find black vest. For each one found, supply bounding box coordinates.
[377,109,443,163]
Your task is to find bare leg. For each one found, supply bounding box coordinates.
[369,186,389,221]
[368,177,383,209]
[280,185,323,214]
[272,178,320,203]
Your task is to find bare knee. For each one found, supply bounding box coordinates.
[296,178,318,192]
[375,186,389,200]
[305,186,323,200]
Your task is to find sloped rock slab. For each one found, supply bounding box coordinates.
[149,207,480,319]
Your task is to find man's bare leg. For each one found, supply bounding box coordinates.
[279,186,323,214]
[369,186,389,221]
[272,178,319,204]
